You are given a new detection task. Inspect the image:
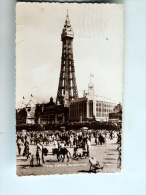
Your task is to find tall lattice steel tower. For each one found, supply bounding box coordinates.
[56,12,78,107]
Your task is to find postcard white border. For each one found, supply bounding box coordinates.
[0,0,146,194]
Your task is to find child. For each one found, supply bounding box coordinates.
[28,150,34,167]
[17,139,23,156]
[73,145,81,159]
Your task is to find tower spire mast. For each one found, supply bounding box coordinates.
[67,9,68,17]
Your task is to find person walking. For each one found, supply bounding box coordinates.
[95,133,98,145]
[17,139,23,156]
[36,142,43,166]
[70,134,74,148]
[87,138,91,157]
[23,140,29,159]
[53,139,59,149]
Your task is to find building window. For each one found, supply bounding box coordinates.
[89,100,93,117]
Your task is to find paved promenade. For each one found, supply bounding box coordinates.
[16,137,120,176]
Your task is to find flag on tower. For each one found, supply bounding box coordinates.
[90,74,94,84]
[23,96,25,99]
[31,94,33,97]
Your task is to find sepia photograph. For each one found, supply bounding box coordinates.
[16,2,123,176]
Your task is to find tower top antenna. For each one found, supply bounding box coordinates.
[67,9,69,17]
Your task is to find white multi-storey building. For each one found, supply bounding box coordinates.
[69,82,116,122]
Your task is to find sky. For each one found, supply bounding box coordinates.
[16,3,124,108]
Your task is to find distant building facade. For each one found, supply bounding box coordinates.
[16,108,27,125]
[69,82,116,122]
[16,99,36,125]
[95,97,116,122]
[35,97,69,125]
[25,100,36,124]
[16,97,69,125]
[109,103,122,123]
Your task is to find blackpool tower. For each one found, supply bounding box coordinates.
[56,12,78,107]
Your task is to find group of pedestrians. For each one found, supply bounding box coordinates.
[16,128,122,167]
[94,130,120,145]
[17,136,47,166]
[17,137,30,158]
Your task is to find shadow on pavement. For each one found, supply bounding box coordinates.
[107,149,117,152]
[78,170,103,173]
[45,159,58,162]
[78,170,91,173]
[17,158,28,161]
[103,162,117,164]
[104,158,116,160]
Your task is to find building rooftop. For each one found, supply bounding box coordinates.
[70,97,87,103]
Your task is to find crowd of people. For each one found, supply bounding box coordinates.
[16,128,122,167]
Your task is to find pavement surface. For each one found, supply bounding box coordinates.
[16,137,121,176]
